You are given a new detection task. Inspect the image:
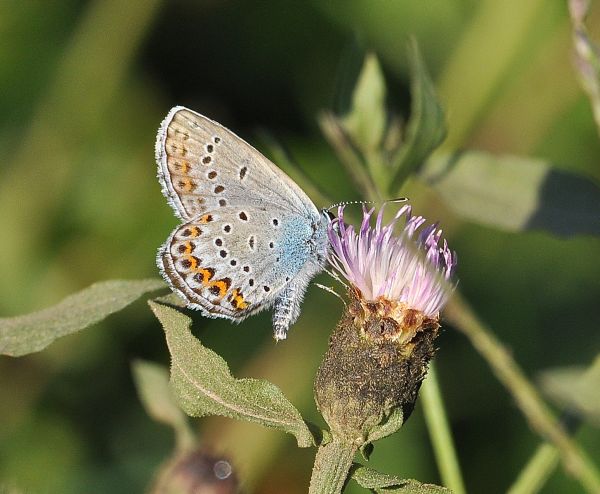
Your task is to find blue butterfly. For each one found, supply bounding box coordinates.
[155,106,331,340]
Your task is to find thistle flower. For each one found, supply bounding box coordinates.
[314,204,457,445]
[328,204,456,339]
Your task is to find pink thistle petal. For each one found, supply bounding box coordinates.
[327,204,457,316]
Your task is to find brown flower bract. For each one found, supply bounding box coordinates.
[314,289,440,443]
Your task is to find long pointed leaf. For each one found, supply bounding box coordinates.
[149,300,314,448]
[352,465,451,493]
[343,53,388,154]
[390,38,447,193]
[0,279,165,357]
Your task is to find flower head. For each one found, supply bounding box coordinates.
[328,204,457,317]
[314,204,457,444]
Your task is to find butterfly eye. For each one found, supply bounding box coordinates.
[324,211,335,223]
[322,210,340,235]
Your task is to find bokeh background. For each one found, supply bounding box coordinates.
[1,1,600,493]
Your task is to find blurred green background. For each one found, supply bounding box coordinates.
[1,1,600,492]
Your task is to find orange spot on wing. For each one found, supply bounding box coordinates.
[199,214,213,224]
[210,279,231,298]
[230,289,249,310]
[169,157,191,175]
[198,268,214,284]
[186,255,198,271]
[181,178,195,192]
[184,241,193,255]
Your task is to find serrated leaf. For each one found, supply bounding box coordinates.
[0,279,166,357]
[352,465,452,493]
[132,359,196,451]
[343,53,387,153]
[390,38,447,193]
[539,355,600,426]
[149,300,314,448]
[420,150,600,237]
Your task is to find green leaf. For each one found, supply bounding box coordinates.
[132,359,196,451]
[420,151,600,237]
[343,53,388,153]
[390,38,447,193]
[361,408,405,460]
[0,279,166,357]
[352,465,452,493]
[539,355,600,427]
[366,407,405,444]
[149,300,314,448]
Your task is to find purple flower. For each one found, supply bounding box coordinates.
[328,204,457,317]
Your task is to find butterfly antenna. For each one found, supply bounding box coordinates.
[327,199,372,211]
[384,197,409,204]
[327,197,409,211]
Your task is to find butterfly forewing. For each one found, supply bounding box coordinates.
[156,106,318,221]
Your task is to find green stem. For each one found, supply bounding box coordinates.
[445,292,600,494]
[507,413,581,494]
[364,150,391,197]
[421,363,466,494]
[507,444,560,494]
[318,112,381,203]
[309,436,357,494]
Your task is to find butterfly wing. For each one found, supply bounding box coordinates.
[155,106,319,221]
[156,106,330,336]
[158,205,322,321]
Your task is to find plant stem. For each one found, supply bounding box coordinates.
[309,436,357,494]
[318,112,381,203]
[422,363,466,494]
[507,413,581,494]
[445,291,600,494]
[508,444,560,494]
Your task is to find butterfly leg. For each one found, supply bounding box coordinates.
[272,281,306,341]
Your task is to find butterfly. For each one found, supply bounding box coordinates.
[155,106,331,340]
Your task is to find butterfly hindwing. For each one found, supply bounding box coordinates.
[158,205,321,321]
